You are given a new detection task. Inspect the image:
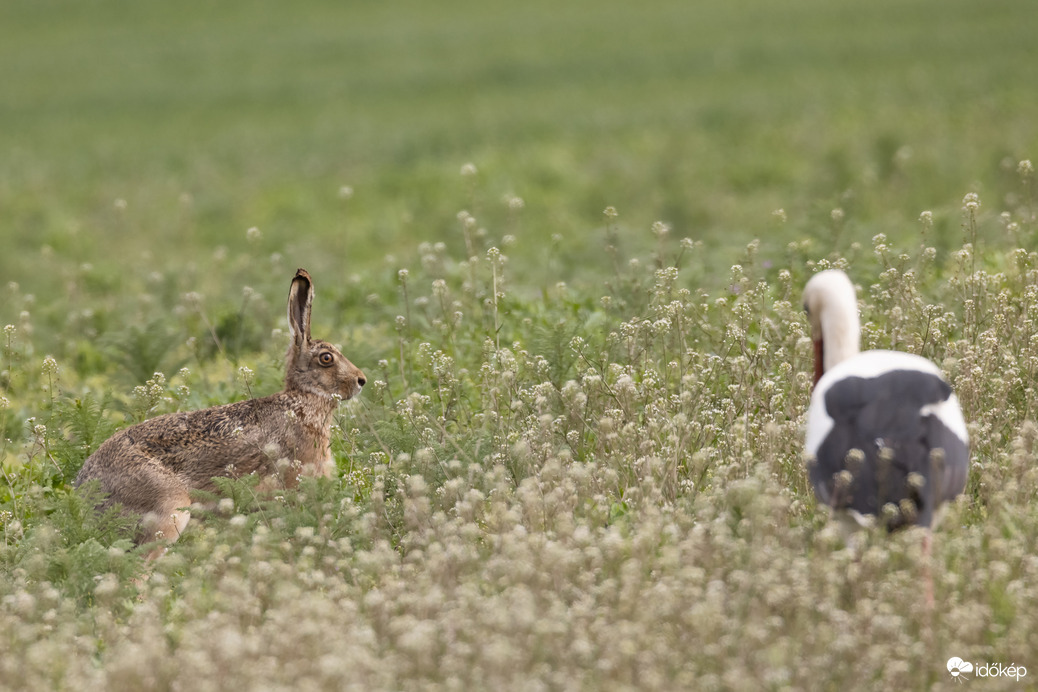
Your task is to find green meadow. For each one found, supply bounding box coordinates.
[2,0,1037,688]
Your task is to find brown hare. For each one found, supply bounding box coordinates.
[75,268,366,556]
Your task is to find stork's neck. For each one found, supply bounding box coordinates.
[821,302,861,371]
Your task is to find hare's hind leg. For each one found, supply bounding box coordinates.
[141,494,191,560]
[126,462,193,560]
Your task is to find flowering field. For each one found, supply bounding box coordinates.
[2,0,1038,689]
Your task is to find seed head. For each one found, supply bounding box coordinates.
[41,356,58,378]
[880,502,899,522]
[898,499,917,522]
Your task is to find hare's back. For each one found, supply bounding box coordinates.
[76,397,274,489]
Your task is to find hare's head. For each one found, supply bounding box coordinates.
[284,269,366,401]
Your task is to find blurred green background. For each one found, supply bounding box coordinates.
[1,0,1035,325]
[5,0,1031,469]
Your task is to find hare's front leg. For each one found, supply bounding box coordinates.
[307,450,335,479]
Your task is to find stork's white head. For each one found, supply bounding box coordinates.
[803,269,861,384]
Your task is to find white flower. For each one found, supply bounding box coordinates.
[41,356,58,377]
[651,221,670,238]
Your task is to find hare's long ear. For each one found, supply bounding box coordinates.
[287,268,314,349]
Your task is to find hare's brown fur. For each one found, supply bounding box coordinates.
[75,269,365,555]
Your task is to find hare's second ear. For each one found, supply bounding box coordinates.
[287,268,314,347]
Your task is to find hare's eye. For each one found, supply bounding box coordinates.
[318,352,335,367]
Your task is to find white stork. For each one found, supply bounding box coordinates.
[802,269,970,600]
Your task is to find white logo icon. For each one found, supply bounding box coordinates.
[948,657,974,681]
